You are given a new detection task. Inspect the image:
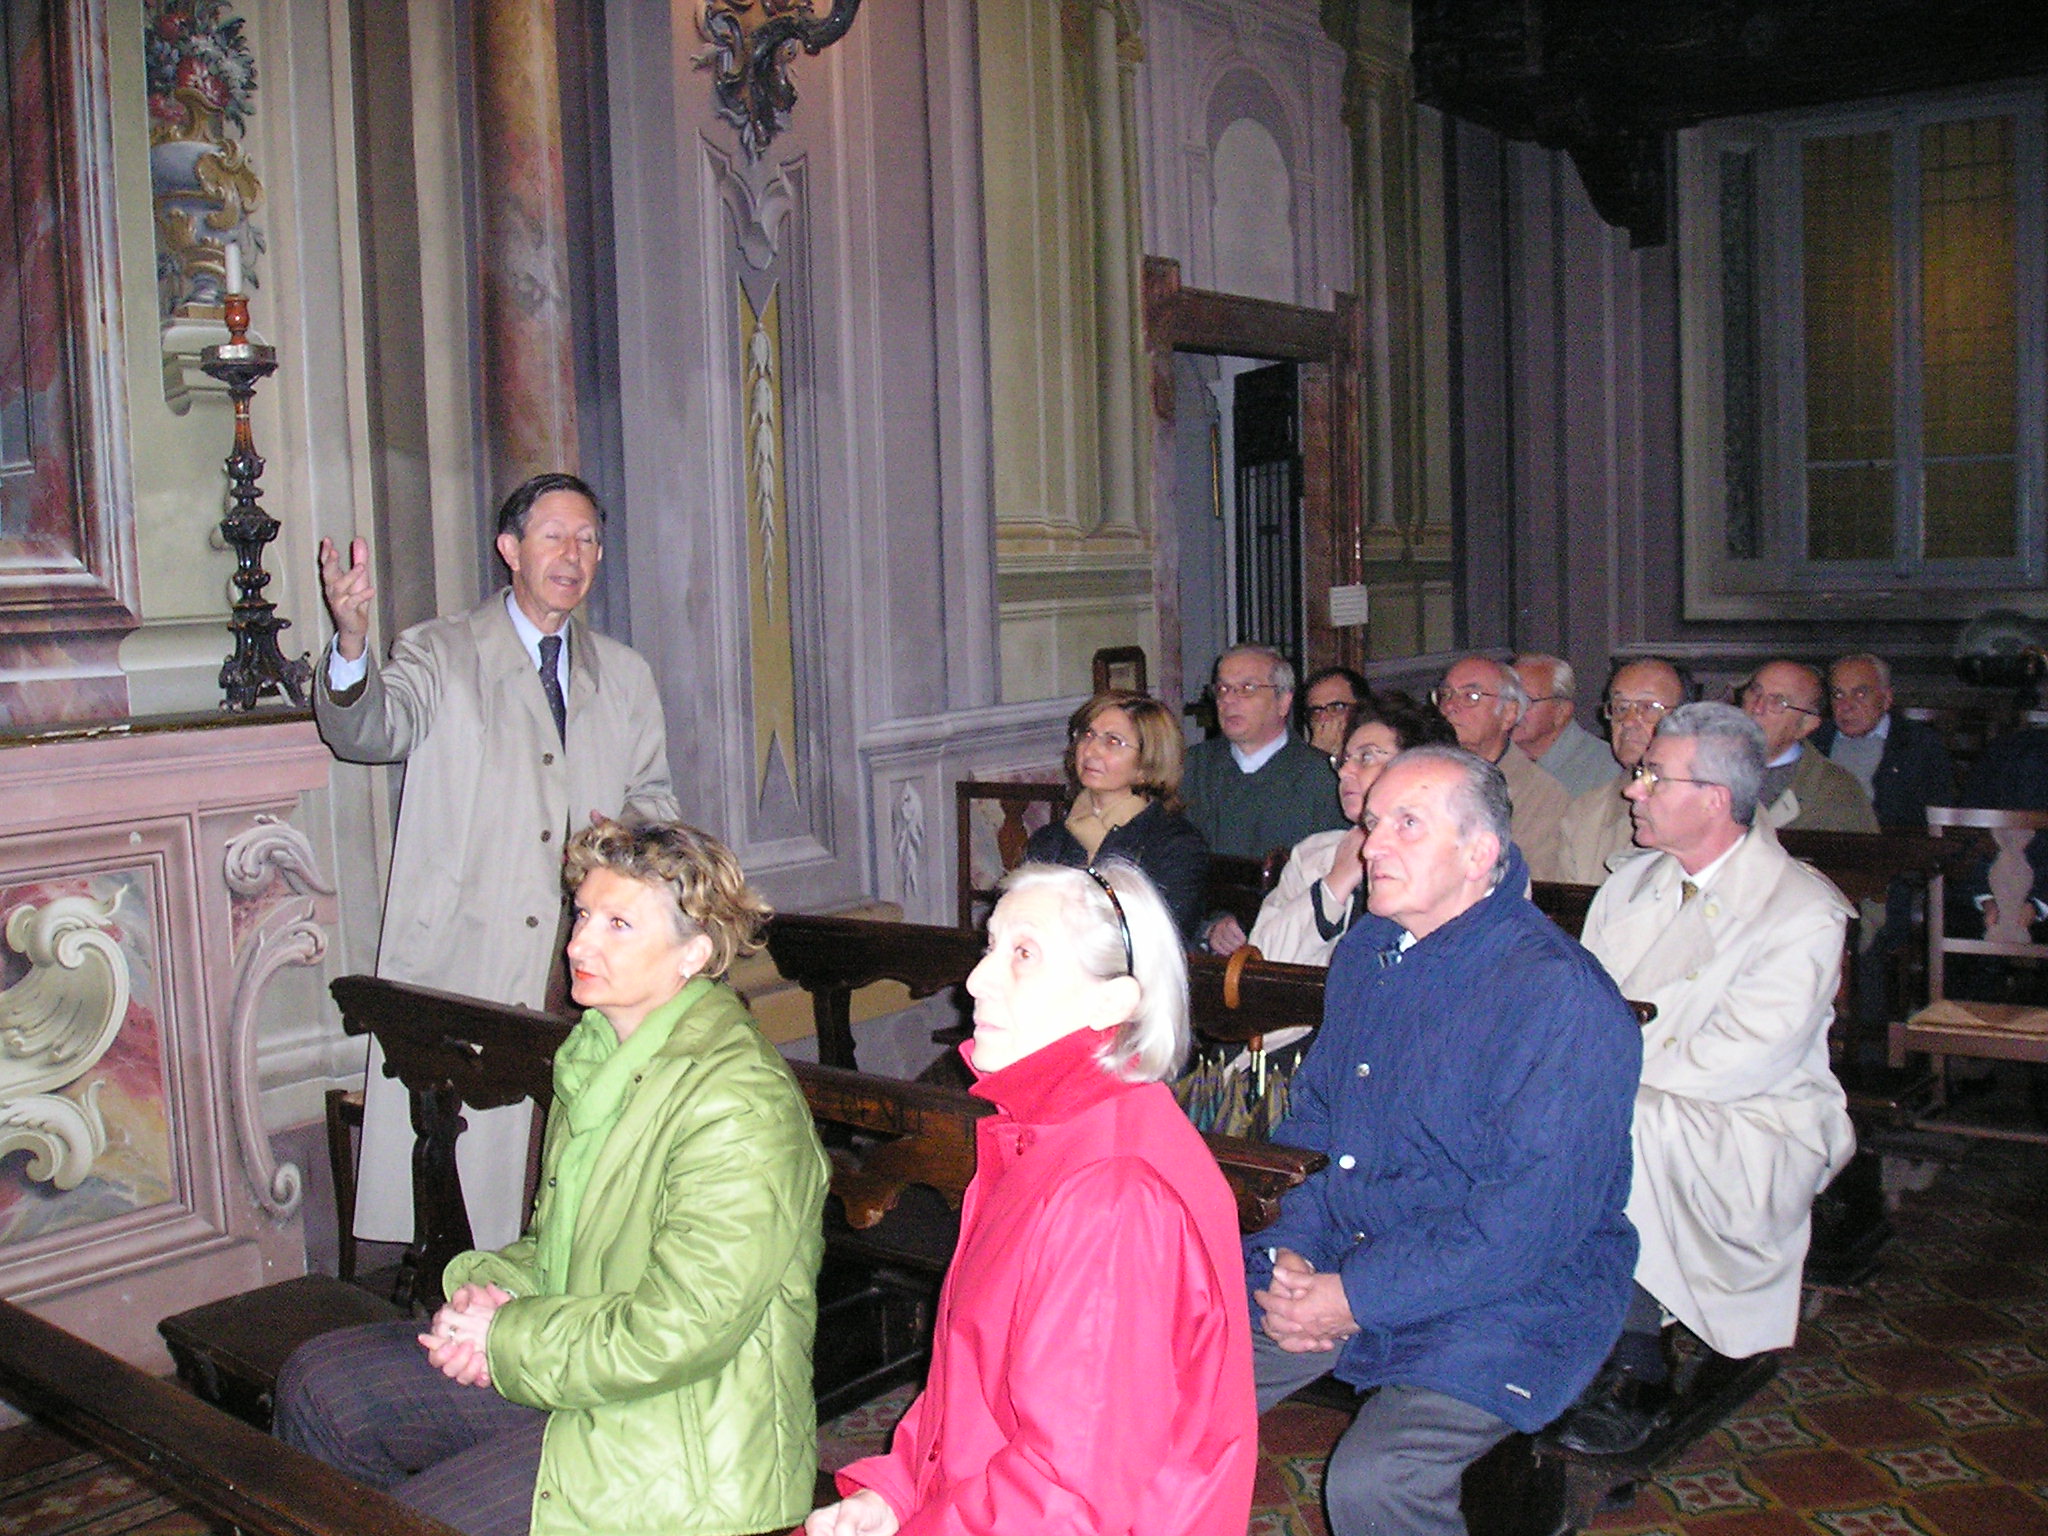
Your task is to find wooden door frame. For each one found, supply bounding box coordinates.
[1142,256,1364,716]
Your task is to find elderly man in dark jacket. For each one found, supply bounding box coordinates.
[1813,653,1955,830]
[1246,744,1642,1536]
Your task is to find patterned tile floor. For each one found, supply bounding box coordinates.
[1562,1139,2048,1536]
[4,1138,2047,1536]
[0,1422,213,1536]
[817,1138,2048,1536]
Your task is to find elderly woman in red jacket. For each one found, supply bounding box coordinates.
[806,860,1256,1536]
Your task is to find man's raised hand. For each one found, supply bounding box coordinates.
[318,537,375,661]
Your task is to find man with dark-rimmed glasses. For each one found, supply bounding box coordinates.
[1183,645,1347,953]
[1739,659,1877,834]
[1559,702,1856,1455]
[1557,657,1692,884]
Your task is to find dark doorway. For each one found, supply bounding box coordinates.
[1142,257,1361,720]
[1231,362,1303,675]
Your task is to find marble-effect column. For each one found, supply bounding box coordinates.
[474,0,579,484]
[1090,0,1138,532]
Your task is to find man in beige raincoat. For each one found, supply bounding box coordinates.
[1562,701,1853,1453]
[316,473,678,1251]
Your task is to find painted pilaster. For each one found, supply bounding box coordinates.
[473,0,579,484]
[1089,1,1140,531]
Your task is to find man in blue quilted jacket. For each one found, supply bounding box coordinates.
[1246,744,1642,1536]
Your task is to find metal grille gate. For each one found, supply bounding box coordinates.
[1231,362,1303,673]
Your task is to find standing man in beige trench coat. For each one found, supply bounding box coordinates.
[316,473,679,1251]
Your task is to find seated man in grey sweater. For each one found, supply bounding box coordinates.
[1183,644,1347,953]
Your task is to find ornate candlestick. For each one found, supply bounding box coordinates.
[199,288,312,711]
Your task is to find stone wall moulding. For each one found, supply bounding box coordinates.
[0,716,333,1372]
[861,700,1075,924]
[710,141,800,271]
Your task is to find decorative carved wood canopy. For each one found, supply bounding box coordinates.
[1408,0,2048,246]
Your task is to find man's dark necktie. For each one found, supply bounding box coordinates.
[538,633,567,744]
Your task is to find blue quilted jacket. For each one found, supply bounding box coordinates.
[1246,843,1642,1432]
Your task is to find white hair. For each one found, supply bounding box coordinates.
[1218,644,1295,697]
[1491,662,1529,712]
[997,859,1189,1083]
[1514,652,1575,699]
[1832,652,1892,690]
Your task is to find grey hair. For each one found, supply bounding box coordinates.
[995,859,1189,1083]
[1381,742,1514,886]
[1655,702,1767,825]
[1218,644,1295,697]
[1832,652,1892,690]
[1513,652,1574,699]
[1490,660,1530,713]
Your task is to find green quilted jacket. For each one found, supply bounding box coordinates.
[444,981,828,1536]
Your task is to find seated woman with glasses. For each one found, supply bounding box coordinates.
[1248,694,1455,967]
[1025,690,1210,944]
[807,861,1256,1536]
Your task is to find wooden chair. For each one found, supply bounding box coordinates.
[1530,880,1599,940]
[1090,644,1147,695]
[1203,849,1287,932]
[1889,806,2048,1142]
[952,779,1063,928]
[1779,827,1957,1089]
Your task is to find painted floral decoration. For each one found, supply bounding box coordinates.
[145,0,264,327]
[146,0,257,136]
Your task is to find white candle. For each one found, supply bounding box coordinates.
[224,239,242,297]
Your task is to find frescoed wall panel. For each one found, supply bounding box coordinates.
[0,866,177,1248]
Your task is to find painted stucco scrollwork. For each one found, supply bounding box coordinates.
[0,894,130,1191]
[223,815,335,1220]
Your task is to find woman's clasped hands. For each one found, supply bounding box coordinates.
[418,1282,513,1388]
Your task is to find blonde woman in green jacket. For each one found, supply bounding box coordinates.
[276,820,829,1536]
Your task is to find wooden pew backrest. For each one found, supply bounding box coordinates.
[765,912,981,1068]
[332,971,1328,1308]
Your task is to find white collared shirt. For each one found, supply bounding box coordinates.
[1680,838,1741,900]
[1229,732,1289,774]
[500,588,572,689]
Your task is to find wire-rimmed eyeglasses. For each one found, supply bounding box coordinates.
[1071,725,1135,753]
[1629,762,1717,791]
[1604,698,1672,723]
[1740,686,1821,718]
[1430,685,1497,710]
